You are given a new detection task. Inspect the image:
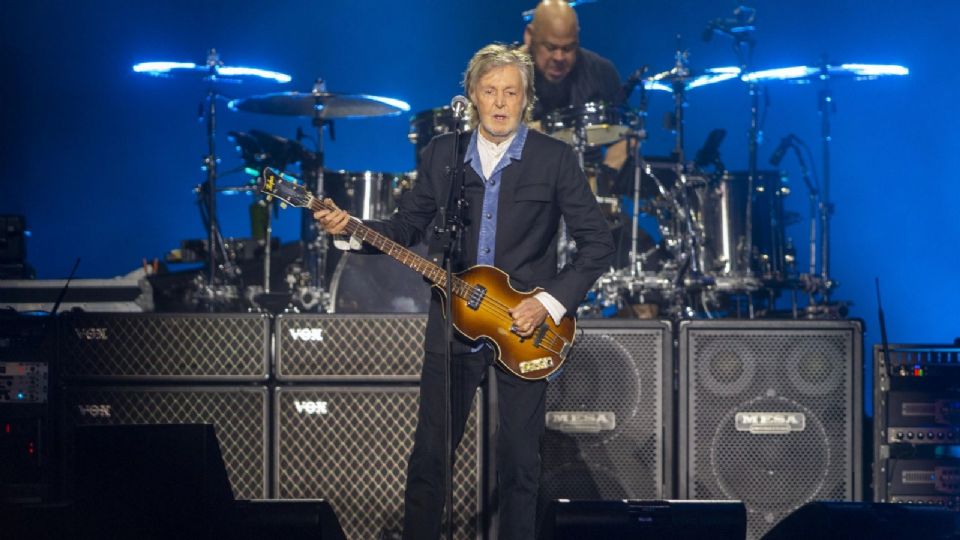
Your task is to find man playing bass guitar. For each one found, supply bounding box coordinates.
[313,43,613,540]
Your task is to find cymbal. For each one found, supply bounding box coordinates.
[644,66,742,93]
[741,63,908,83]
[132,54,291,84]
[228,91,411,119]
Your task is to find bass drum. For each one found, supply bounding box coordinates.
[408,106,474,168]
[328,243,433,313]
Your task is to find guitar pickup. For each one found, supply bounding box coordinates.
[467,285,486,310]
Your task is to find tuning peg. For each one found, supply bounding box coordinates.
[265,195,273,201]
[280,202,288,209]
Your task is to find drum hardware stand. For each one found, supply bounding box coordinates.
[195,49,243,309]
[299,78,333,312]
[815,60,836,302]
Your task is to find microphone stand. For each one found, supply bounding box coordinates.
[433,105,468,540]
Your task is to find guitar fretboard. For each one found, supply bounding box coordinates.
[309,196,472,298]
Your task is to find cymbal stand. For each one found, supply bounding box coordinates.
[628,83,650,278]
[732,29,759,284]
[816,63,835,301]
[558,124,589,270]
[668,41,689,164]
[197,49,240,305]
[299,79,332,311]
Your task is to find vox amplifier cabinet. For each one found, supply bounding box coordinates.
[62,385,268,499]
[274,314,426,381]
[59,313,270,382]
[274,386,483,540]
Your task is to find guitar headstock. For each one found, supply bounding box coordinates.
[258,167,312,208]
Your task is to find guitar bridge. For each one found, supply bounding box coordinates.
[467,285,486,310]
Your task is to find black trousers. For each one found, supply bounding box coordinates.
[402,349,547,540]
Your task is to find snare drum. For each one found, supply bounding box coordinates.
[323,170,413,220]
[542,101,636,148]
[408,106,473,167]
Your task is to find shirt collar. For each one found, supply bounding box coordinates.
[465,123,529,165]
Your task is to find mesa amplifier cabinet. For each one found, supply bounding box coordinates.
[274,314,426,381]
[59,313,270,382]
[873,344,960,508]
[274,386,483,540]
[678,320,863,540]
[62,385,268,499]
[540,320,672,508]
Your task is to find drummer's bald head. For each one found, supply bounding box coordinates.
[528,0,580,37]
[524,1,580,83]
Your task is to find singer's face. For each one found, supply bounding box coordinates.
[471,65,526,145]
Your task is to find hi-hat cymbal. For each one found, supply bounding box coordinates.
[228,91,411,119]
[643,66,742,93]
[741,63,909,83]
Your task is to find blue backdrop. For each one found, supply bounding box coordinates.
[5,0,958,352]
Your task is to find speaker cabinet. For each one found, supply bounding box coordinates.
[274,314,426,381]
[540,320,672,505]
[59,313,270,382]
[73,424,234,539]
[678,320,863,540]
[761,501,958,540]
[540,499,746,540]
[274,386,483,540]
[62,386,268,499]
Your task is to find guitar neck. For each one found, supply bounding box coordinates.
[308,197,471,297]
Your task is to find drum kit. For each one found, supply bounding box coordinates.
[136,28,906,318]
[566,35,908,319]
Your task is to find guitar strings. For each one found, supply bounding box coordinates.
[310,196,567,356]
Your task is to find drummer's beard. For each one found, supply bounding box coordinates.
[535,69,574,114]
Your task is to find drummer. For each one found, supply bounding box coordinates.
[521,0,628,172]
[523,0,619,119]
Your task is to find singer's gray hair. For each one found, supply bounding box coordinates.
[462,43,536,128]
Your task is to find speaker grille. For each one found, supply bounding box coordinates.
[541,321,670,502]
[59,313,269,381]
[63,386,268,499]
[275,314,426,381]
[681,321,861,540]
[275,386,481,540]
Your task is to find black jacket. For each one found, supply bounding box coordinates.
[365,128,615,354]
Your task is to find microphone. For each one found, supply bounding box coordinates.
[768,134,795,167]
[450,95,469,119]
[702,5,756,41]
[614,65,649,105]
[694,128,727,169]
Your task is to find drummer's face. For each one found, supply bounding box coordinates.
[529,26,578,83]
[471,65,526,144]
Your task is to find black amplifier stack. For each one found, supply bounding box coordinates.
[0,314,56,501]
[874,343,960,508]
[1,311,873,540]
